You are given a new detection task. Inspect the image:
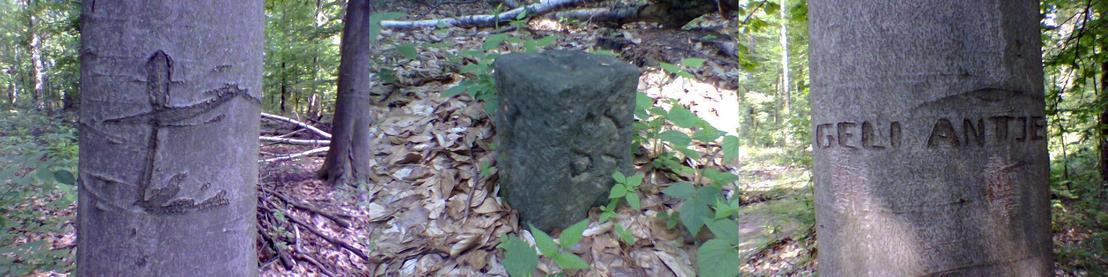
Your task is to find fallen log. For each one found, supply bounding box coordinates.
[261,112,332,139]
[260,136,331,146]
[379,0,603,30]
[262,147,330,163]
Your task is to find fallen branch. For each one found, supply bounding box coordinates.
[380,0,603,30]
[262,187,353,228]
[257,225,294,270]
[262,112,332,139]
[260,136,331,146]
[278,202,371,262]
[262,147,330,163]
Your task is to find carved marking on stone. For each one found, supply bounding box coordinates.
[99,50,256,214]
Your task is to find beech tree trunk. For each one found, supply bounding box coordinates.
[318,0,374,186]
[809,1,1051,275]
[77,0,263,275]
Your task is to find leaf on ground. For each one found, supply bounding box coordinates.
[681,57,706,68]
[396,43,419,59]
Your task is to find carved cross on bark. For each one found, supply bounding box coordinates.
[97,50,257,214]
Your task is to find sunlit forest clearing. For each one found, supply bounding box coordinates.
[0,0,1105,276]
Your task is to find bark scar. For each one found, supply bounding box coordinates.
[99,50,251,214]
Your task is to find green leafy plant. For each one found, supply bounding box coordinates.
[599,171,645,221]
[499,220,591,276]
[439,13,559,116]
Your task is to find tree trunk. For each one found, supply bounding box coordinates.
[779,0,790,144]
[280,62,288,114]
[1100,61,1108,203]
[77,1,263,275]
[27,0,46,111]
[318,0,374,186]
[808,1,1051,275]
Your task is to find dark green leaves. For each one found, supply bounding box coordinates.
[697,238,740,277]
[559,220,589,247]
[499,235,538,277]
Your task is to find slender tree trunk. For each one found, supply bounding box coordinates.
[779,0,791,144]
[280,62,288,114]
[1100,61,1108,203]
[809,1,1051,275]
[78,0,263,275]
[26,0,46,111]
[318,0,374,186]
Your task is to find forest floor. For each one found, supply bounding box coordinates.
[252,1,740,276]
[736,146,816,276]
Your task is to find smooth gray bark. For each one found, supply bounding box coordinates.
[494,50,639,232]
[808,1,1051,275]
[78,1,263,275]
[318,0,374,186]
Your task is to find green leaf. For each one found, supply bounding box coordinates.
[559,219,589,248]
[701,168,738,187]
[626,172,644,187]
[663,182,696,199]
[722,135,739,164]
[681,57,706,68]
[609,184,627,199]
[660,62,682,75]
[479,161,494,177]
[483,34,509,51]
[704,218,739,244]
[552,252,590,270]
[612,170,627,184]
[529,225,559,257]
[396,43,418,59]
[714,198,738,219]
[614,225,636,245]
[52,170,75,186]
[678,147,702,160]
[659,130,691,148]
[678,186,721,235]
[698,239,740,277]
[666,106,699,128]
[626,193,640,210]
[499,236,539,277]
[692,125,722,142]
[443,81,470,97]
[600,210,616,222]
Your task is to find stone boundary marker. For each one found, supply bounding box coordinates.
[493,50,640,232]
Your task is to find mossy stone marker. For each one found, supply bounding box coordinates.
[493,50,640,232]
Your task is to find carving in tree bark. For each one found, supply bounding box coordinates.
[808,0,1051,275]
[77,0,263,275]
